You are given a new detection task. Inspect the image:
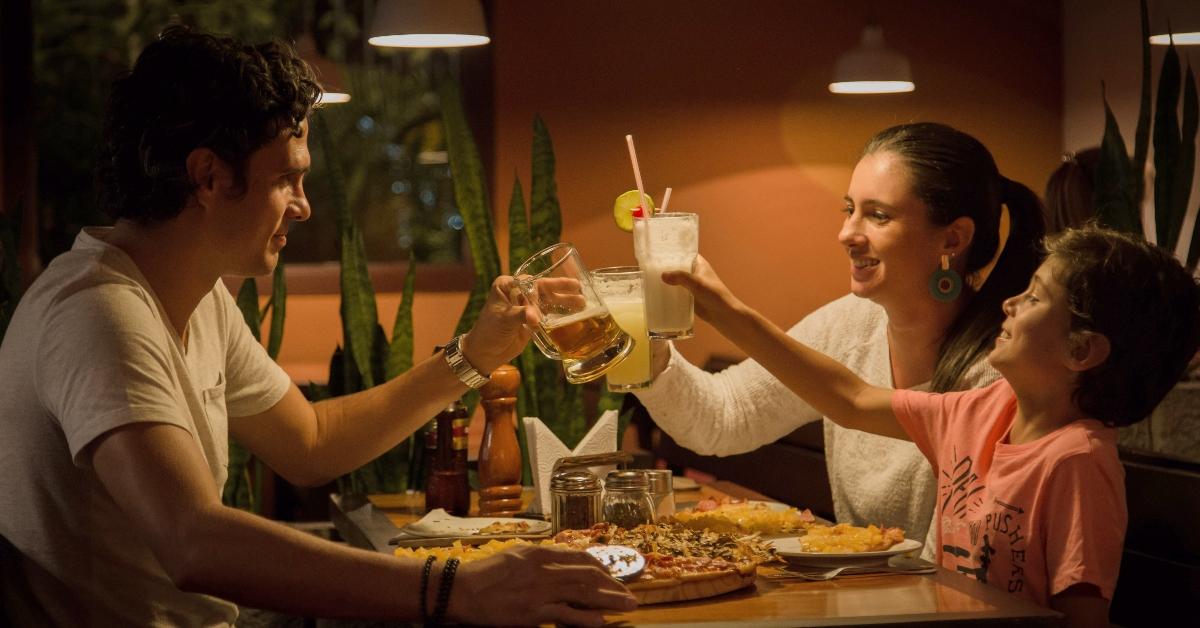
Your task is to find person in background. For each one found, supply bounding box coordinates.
[1043,147,1101,234]
[636,122,1046,560]
[663,226,1200,626]
[0,26,633,628]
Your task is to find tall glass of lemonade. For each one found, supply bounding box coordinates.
[591,266,651,391]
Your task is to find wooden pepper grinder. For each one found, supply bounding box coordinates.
[477,364,524,516]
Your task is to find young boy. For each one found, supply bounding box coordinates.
[666,226,1200,627]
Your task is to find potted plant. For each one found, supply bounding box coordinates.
[1093,0,1200,461]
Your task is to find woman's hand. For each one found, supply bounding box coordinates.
[661,255,745,329]
[461,276,538,374]
[446,544,637,627]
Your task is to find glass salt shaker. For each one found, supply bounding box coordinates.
[602,470,655,529]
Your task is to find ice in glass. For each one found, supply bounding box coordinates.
[633,212,698,339]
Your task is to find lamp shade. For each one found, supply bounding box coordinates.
[1148,0,1200,45]
[295,34,350,105]
[368,0,490,48]
[829,25,914,94]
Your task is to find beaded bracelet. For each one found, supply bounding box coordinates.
[430,557,460,627]
[419,555,436,624]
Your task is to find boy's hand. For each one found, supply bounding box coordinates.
[660,255,744,328]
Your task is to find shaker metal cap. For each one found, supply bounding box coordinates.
[645,469,673,493]
[604,469,649,490]
[551,469,601,491]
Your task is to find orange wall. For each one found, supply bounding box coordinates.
[490,0,1062,365]
[273,0,1062,380]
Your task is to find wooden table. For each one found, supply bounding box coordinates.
[329,481,1062,627]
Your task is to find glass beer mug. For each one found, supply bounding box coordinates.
[514,243,634,384]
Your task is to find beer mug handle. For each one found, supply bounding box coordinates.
[526,323,562,359]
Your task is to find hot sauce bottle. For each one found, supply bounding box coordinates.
[424,397,471,516]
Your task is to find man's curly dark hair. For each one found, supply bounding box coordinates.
[1046,226,1200,427]
[96,25,321,224]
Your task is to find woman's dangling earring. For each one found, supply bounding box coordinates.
[928,254,962,302]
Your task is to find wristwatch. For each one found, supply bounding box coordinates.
[443,334,490,389]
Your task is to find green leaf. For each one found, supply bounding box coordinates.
[222,438,253,510]
[508,177,533,273]
[1178,64,1197,267]
[530,116,562,251]
[441,74,500,368]
[267,258,286,361]
[1153,41,1182,249]
[235,278,262,342]
[339,225,382,389]
[1132,0,1152,207]
[439,76,501,283]
[1096,85,1140,234]
[386,252,418,380]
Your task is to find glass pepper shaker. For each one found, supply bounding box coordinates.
[645,469,675,520]
[550,470,602,535]
[602,470,655,529]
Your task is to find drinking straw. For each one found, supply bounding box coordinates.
[660,187,673,214]
[624,135,651,218]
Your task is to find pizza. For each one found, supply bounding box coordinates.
[393,522,775,604]
[670,498,816,536]
[797,523,906,553]
[552,523,773,604]
[476,520,532,535]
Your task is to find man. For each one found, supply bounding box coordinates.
[0,26,633,627]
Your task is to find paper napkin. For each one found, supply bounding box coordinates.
[524,410,619,515]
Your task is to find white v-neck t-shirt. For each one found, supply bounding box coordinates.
[0,227,292,627]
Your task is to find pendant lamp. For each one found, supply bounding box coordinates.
[829,24,915,94]
[296,34,350,105]
[368,0,490,48]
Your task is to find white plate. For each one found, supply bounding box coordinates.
[672,476,701,491]
[770,537,923,568]
[400,509,551,538]
[675,498,790,512]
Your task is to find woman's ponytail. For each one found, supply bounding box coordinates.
[931,177,1045,392]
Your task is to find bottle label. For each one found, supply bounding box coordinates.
[452,418,469,450]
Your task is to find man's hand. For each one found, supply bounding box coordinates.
[660,255,745,328]
[461,276,537,374]
[447,544,637,627]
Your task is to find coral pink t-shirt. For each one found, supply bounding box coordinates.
[892,379,1126,605]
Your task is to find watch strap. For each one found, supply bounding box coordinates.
[443,334,490,389]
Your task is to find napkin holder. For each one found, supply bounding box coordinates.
[525,410,624,515]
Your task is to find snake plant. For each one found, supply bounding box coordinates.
[1097,0,1199,271]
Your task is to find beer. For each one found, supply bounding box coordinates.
[542,307,623,359]
[515,243,635,384]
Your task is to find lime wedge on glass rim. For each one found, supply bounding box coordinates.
[613,190,655,232]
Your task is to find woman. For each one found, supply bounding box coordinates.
[636,122,1045,557]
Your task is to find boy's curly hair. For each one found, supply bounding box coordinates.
[96,25,321,224]
[1046,226,1200,427]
